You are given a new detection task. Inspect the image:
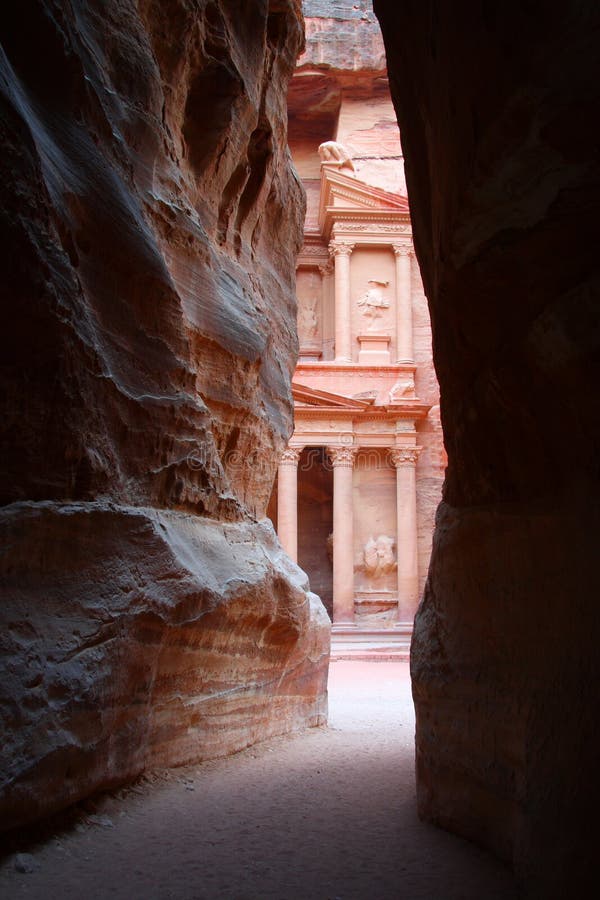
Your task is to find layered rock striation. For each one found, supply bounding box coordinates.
[0,0,329,831]
[375,1,600,896]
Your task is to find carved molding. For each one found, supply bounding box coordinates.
[326,446,357,467]
[280,448,302,465]
[334,222,411,233]
[389,447,421,467]
[333,188,379,208]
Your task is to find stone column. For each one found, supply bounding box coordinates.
[277,448,301,563]
[327,446,357,625]
[329,241,355,363]
[318,260,333,359]
[393,243,414,363]
[390,447,421,621]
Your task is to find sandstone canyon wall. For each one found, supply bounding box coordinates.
[0,0,329,831]
[375,2,600,896]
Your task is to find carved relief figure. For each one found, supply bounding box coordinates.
[389,373,416,402]
[357,280,390,331]
[298,295,318,341]
[318,141,356,174]
[297,271,320,344]
[362,535,396,578]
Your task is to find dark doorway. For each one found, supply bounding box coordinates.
[297,447,334,617]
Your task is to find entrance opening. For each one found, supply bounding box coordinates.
[297,447,333,618]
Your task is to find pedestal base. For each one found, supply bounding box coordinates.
[330,622,413,661]
[299,343,322,363]
[357,333,391,365]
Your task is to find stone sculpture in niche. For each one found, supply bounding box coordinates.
[298,270,321,353]
[357,280,390,331]
[362,535,396,577]
[389,373,416,402]
[298,293,319,342]
[318,140,356,174]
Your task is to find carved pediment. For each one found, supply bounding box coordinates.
[319,167,410,239]
[292,382,374,410]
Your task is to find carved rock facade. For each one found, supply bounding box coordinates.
[274,3,445,652]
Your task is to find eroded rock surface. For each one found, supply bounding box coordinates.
[375,1,600,896]
[300,0,385,72]
[0,0,329,830]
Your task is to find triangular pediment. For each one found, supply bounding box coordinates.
[318,166,411,239]
[323,167,408,211]
[292,381,374,410]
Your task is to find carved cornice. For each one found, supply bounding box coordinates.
[328,240,355,258]
[389,447,422,467]
[326,446,357,467]
[279,447,302,465]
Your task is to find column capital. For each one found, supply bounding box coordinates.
[389,446,421,468]
[329,240,355,258]
[327,446,357,468]
[318,260,333,277]
[280,447,302,466]
[392,242,413,258]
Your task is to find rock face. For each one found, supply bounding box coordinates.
[0,0,329,830]
[300,0,385,73]
[375,1,600,896]
[293,0,405,196]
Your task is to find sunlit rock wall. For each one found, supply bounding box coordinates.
[0,0,329,830]
[296,0,405,194]
[375,1,600,896]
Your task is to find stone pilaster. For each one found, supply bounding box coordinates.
[329,241,355,363]
[393,243,414,363]
[327,446,358,624]
[390,446,421,621]
[277,447,301,563]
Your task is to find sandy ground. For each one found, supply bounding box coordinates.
[0,662,518,900]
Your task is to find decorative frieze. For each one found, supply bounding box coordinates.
[334,222,411,234]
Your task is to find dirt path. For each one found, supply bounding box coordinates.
[0,662,517,899]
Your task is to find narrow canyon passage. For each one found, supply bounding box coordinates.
[1,663,517,900]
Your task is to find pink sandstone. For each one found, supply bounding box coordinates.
[0,0,329,830]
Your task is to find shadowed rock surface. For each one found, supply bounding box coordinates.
[0,0,329,831]
[375,2,600,896]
